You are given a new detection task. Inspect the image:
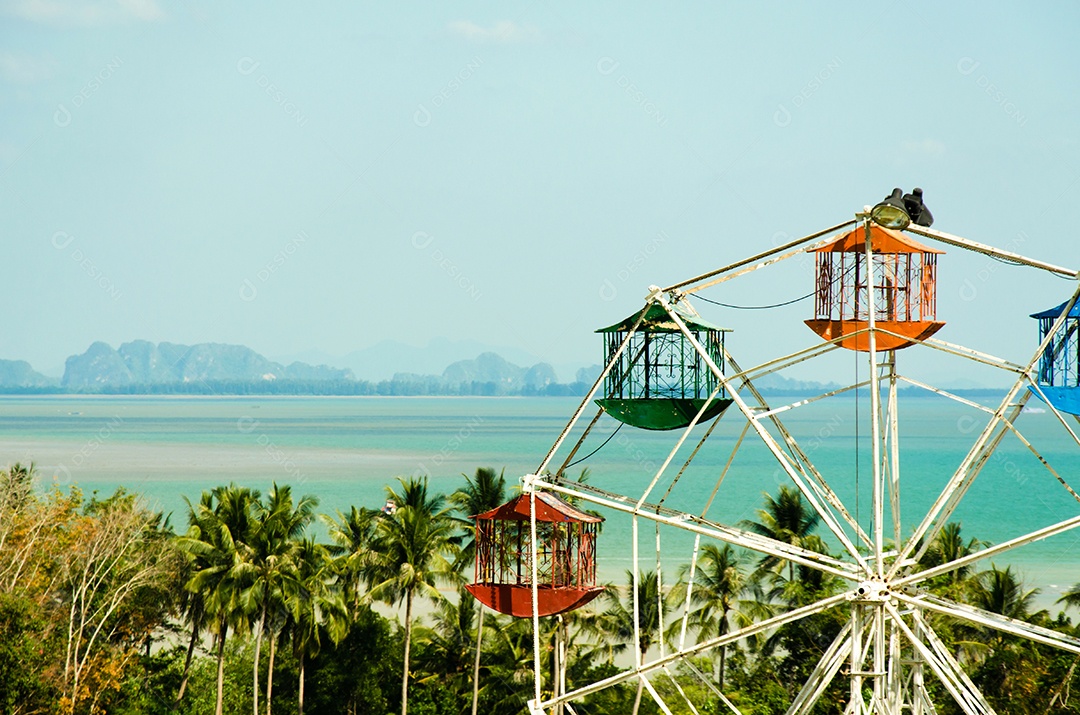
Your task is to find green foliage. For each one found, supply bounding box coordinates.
[181,638,255,715]
[305,605,400,715]
[11,464,1080,715]
[0,592,59,713]
[107,648,186,715]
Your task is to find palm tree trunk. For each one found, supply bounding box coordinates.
[265,628,277,715]
[297,653,306,715]
[253,603,267,715]
[215,621,228,715]
[175,621,199,706]
[471,602,483,715]
[718,644,726,691]
[402,591,413,715]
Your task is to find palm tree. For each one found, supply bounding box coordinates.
[174,492,214,707]
[595,570,668,715]
[322,505,379,614]
[450,467,507,715]
[740,485,821,583]
[922,521,987,597]
[242,484,318,715]
[285,536,348,715]
[967,566,1047,704]
[179,484,261,715]
[973,566,1042,624]
[669,544,760,690]
[1058,582,1080,612]
[477,615,534,715]
[365,477,460,715]
[412,585,477,695]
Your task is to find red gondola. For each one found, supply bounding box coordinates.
[465,492,604,618]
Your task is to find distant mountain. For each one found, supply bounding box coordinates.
[274,337,559,382]
[576,365,602,385]
[4,339,877,397]
[752,373,843,392]
[0,359,57,388]
[438,352,559,392]
[61,341,353,389]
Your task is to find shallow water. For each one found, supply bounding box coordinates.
[2,393,1078,608]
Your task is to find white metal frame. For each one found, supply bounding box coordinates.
[520,211,1080,715]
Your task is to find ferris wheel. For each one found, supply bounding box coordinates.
[467,189,1080,715]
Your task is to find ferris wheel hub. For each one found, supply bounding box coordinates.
[850,578,894,603]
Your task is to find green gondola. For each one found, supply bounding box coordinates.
[595,302,733,430]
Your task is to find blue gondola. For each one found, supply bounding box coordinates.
[1030,299,1080,415]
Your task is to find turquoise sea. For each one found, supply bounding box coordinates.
[2,394,1078,607]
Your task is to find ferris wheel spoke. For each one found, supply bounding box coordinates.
[553,407,606,478]
[750,378,869,421]
[665,219,857,294]
[894,592,1080,655]
[783,619,854,715]
[885,358,904,554]
[911,335,1026,373]
[655,405,728,511]
[724,340,843,396]
[539,476,862,580]
[903,224,1078,278]
[889,393,1027,579]
[696,420,752,521]
[885,603,997,715]
[1026,379,1080,450]
[679,658,744,715]
[894,512,1080,589]
[658,664,704,715]
[539,591,851,711]
[640,675,676,715]
[896,288,1080,576]
[897,376,998,412]
[724,350,874,552]
[986,407,1080,505]
[634,383,728,510]
[910,609,995,715]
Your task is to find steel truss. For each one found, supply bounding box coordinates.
[521,213,1080,715]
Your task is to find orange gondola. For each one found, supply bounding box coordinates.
[805,223,945,351]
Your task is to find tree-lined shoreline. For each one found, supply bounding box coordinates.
[3,463,1080,715]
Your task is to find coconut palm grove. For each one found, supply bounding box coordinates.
[3,462,1080,715]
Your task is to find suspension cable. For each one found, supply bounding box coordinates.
[565,422,624,469]
[690,291,814,310]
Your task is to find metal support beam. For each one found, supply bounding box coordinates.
[665,219,857,293]
[537,477,861,579]
[534,592,850,710]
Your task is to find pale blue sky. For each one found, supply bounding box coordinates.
[2,1,1078,384]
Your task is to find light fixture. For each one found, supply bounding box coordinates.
[870,188,911,229]
[902,187,933,227]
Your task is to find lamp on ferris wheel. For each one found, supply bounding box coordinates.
[1030,300,1080,416]
[805,189,944,352]
[870,187,934,230]
[594,302,734,431]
